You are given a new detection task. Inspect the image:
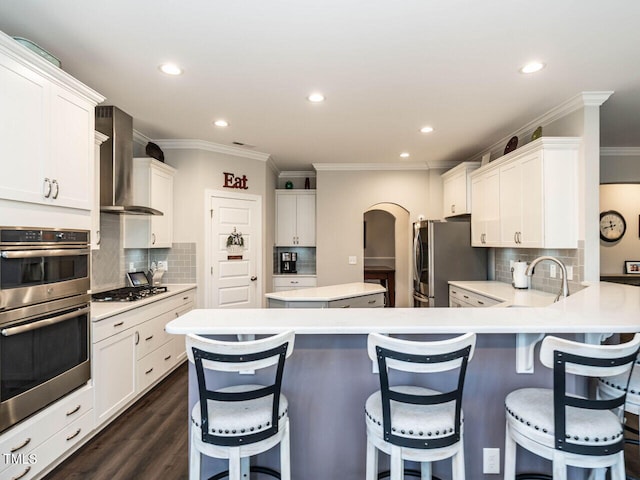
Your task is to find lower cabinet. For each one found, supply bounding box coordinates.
[272,275,317,292]
[449,286,500,308]
[93,289,194,428]
[0,386,93,480]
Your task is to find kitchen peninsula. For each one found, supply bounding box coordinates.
[265,281,385,308]
[167,282,640,479]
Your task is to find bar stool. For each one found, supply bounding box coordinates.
[504,334,640,480]
[365,332,476,480]
[598,355,640,479]
[186,331,295,480]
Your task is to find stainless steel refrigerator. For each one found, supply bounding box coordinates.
[413,219,487,307]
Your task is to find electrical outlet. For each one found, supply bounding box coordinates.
[550,264,557,278]
[129,262,135,272]
[158,260,168,271]
[566,265,573,280]
[483,447,500,474]
[348,256,357,265]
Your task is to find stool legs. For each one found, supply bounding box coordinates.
[280,419,291,480]
[452,446,465,479]
[190,430,201,480]
[551,450,567,480]
[365,437,378,480]
[390,445,404,480]
[420,461,431,480]
[229,447,241,480]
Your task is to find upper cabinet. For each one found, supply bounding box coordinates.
[92,131,109,250]
[441,162,480,218]
[275,190,316,246]
[0,33,104,211]
[124,158,176,249]
[470,137,580,248]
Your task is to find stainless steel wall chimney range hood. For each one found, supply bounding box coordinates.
[95,106,163,216]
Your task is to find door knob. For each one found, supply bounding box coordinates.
[250,276,257,281]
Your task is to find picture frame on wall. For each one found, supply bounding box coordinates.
[624,260,640,274]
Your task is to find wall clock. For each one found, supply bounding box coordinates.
[599,210,626,242]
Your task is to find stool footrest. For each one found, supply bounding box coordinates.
[208,465,281,480]
[377,470,443,480]
[515,475,552,480]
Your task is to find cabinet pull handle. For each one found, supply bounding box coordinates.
[51,179,59,199]
[145,335,153,341]
[183,296,189,300]
[10,437,31,453]
[113,321,124,327]
[96,230,101,246]
[145,368,154,375]
[517,232,522,244]
[368,299,376,304]
[175,312,180,318]
[66,428,81,441]
[43,178,52,198]
[11,466,31,480]
[135,331,140,345]
[164,355,172,361]
[152,233,156,245]
[340,305,351,308]
[66,404,81,416]
[451,290,457,294]
[477,300,484,305]
[451,204,455,213]
[463,295,469,299]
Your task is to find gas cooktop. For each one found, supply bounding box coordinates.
[91,286,168,302]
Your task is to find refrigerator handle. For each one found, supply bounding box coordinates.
[413,227,421,284]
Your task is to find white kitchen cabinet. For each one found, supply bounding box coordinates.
[124,158,176,249]
[92,288,194,429]
[0,33,103,212]
[275,190,316,246]
[449,285,500,307]
[0,385,93,479]
[470,168,500,247]
[470,137,579,249]
[273,275,317,292]
[441,162,479,218]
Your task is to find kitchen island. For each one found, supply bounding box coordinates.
[167,282,640,479]
[265,281,386,308]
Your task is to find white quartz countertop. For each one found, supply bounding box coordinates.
[91,284,197,322]
[167,281,640,335]
[264,282,386,302]
[448,280,557,307]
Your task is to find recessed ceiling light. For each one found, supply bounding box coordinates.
[307,93,325,103]
[213,120,229,127]
[420,126,434,134]
[400,152,410,158]
[519,62,545,74]
[159,63,183,75]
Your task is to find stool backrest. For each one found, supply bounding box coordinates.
[539,333,640,456]
[367,332,476,450]
[186,331,295,447]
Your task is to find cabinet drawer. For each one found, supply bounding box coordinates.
[0,386,92,474]
[449,287,499,307]
[273,276,317,290]
[137,341,174,392]
[329,293,384,308]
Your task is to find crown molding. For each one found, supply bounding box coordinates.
[313,162,429,172]
[600,147,640,156]
[466,91,614,163]
[152,139,271,162]
[133,129,151,147]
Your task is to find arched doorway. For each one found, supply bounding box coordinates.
[363,203,411,307]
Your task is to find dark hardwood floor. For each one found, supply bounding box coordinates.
[44,363,189,480]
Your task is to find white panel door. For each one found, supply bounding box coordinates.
[209,193,261,308]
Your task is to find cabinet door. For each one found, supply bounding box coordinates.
[295,193,316,246]
[94,327,137,427]
[499,161,522,246]
[443,170,467,218]
[471,170,500,247]
[50,85,94,210]
[275,193,297,246]
[0,54,49,205]
[518,154,543,247]
[149,166,173,247]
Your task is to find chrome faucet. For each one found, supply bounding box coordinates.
[525,256,569,302]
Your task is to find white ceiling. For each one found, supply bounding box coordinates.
[1,1,639,172]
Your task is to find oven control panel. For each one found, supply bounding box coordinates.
[0,227,89,245]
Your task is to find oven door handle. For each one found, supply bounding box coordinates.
[1,248,90,259]
[1,306,90,337]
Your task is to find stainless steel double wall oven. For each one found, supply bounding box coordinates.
[0,227,91,432]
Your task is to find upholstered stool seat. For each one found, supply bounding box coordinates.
[365,332,476,480]
[187,331,295,480]
[504,334,640,480]
[598,359,640,414]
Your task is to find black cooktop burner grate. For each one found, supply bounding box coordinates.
[92,286,168,302]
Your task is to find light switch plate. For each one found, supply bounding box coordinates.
[483,448,500,474]
[566,265,573,280]
[348,256,357,265]
[550,264,557,278]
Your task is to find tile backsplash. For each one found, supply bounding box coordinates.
[91,215,196,292]
[494,241,584,294]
